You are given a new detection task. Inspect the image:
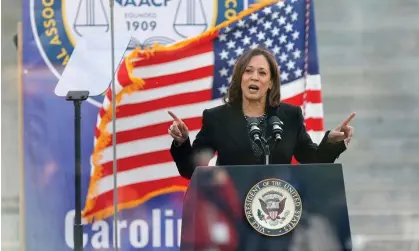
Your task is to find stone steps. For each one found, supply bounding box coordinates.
[341,166,419,188]
[313,1,419,249]
[354,239,419,251]
[349,212,419,235]
[346,188,419,211]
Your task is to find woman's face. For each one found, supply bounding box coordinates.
[241,55,272,103]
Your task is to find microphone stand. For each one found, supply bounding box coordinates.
[258,137,271,165]
[66,90,90,251]
[264,140,271,165]
[248,118,280,165]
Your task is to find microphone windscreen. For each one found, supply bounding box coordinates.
[247,117,260,125]
[268,116,281,125]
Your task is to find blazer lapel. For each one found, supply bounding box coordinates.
[223,104,255,159]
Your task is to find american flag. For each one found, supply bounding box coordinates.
[82,0,325,221]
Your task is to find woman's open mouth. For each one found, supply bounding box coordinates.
[248,84,260,94]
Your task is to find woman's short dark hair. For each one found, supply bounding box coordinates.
[222,47,281,107]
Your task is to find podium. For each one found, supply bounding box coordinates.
[180,164,352,251]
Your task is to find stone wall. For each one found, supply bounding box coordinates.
[315,0,419,250]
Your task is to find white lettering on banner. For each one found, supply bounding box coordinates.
[130,220,149,248]
[91,221,110,249]
[126,20,157,32]
[65,209,182,248]
[65,210,88,248]
[125,12,157,19]
[153,209,161,247]
[115,0,173,7]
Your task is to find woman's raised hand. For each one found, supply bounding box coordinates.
[328,112,356,146]
[168,111,190,145]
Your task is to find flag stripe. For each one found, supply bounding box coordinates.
[117,89,212,118]
[305,118,324,131]
[97,162,183,193]
[119,75,214,106]
[99,117,203,147]
[100,130,200,164]
[135,66,214,91]
[281,75,321,100]
[105,100,222,134]
[101,150,174,177]
[84,176,188,216]
[283,90,322,106]
[132,51,214,79]
[308,131,325,144]
[133,42,214,67]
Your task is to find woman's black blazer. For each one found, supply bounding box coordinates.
[170,102,347,179]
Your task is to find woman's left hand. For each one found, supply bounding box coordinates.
[328,112,356,145]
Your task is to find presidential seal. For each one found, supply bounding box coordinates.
[244,178,302,237]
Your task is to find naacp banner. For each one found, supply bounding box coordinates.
[24,1,260,250]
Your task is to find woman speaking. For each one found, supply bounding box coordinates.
[168,47,355,180]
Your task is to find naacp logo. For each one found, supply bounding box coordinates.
[30,0,249,107]
[30,0,247,105]
[244,178,302,236]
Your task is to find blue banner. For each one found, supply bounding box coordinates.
[22,0,257,250]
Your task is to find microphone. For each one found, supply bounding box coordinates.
[268,116,284,141]
[247,117,262,142]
